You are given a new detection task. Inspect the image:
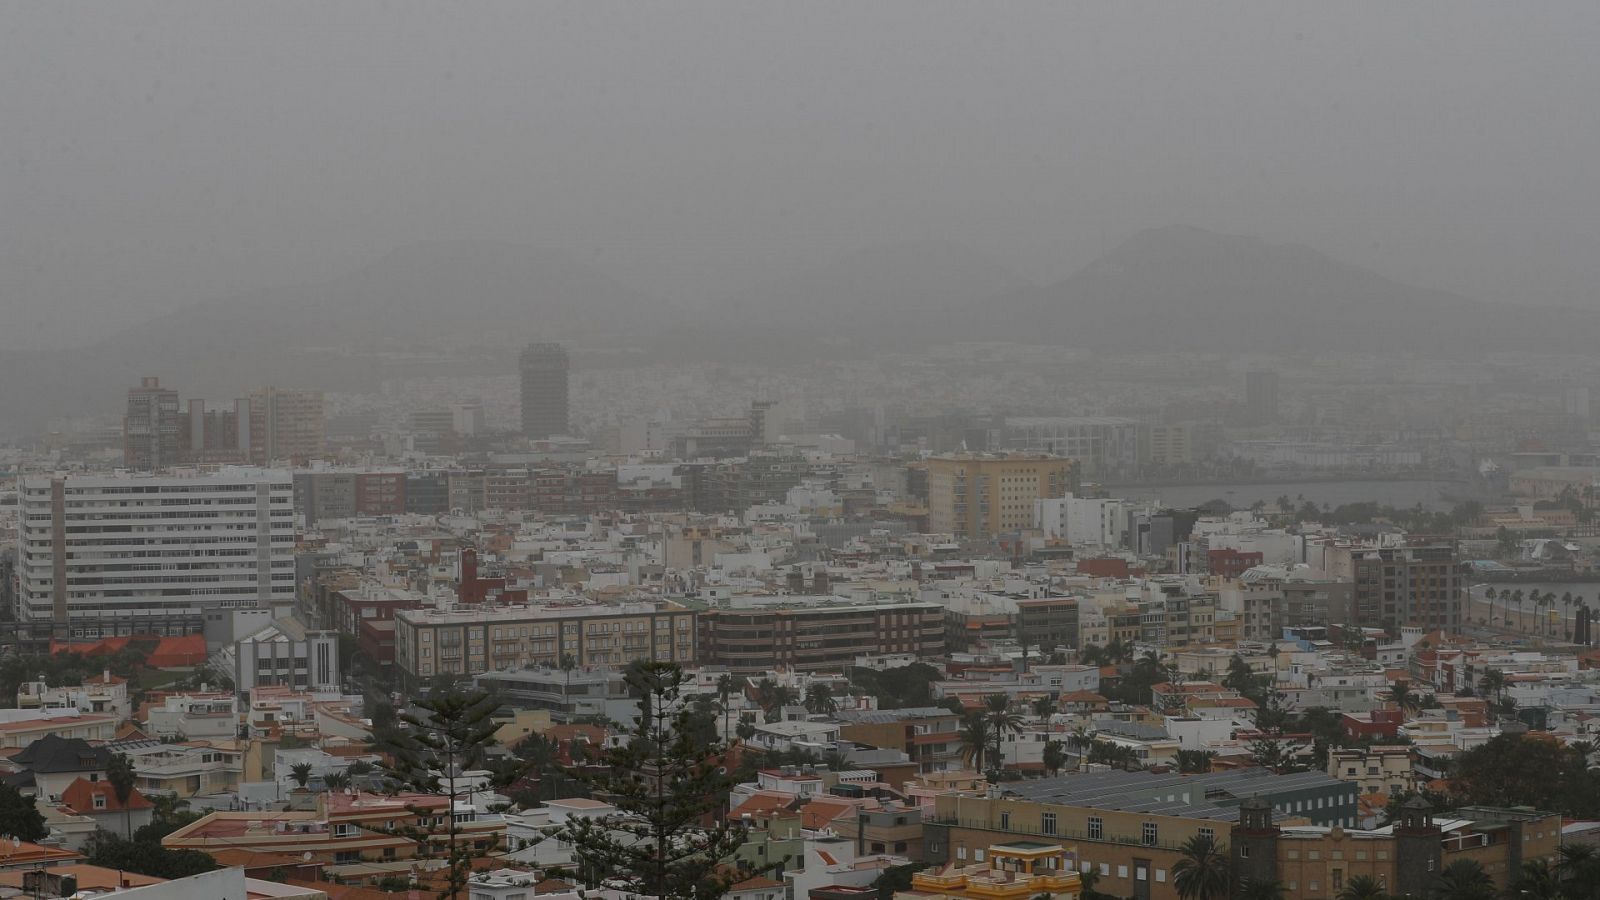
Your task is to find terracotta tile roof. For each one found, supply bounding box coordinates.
[146,635,209,668]
[1059,691,1108,703]
[729,792,798,819]
[799,799,855,829]
[0,864,161,891]
[207,849,315,869]
[0,842,82,866]
[61,777,153,815]
[284,881,401,900]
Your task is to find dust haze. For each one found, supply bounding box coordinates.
[3,2,1600,433]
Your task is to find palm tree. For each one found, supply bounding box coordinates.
[288,762,313,789]
[1042,740,1068,776]
[1078,644,1105,667]
[1077,866,1112,900]
[803,683,837,715]
[1066,727,1095,772]
[757,680,798,721]
[105,752,136,838]
[1511,859,1561,900]
[715,673,743,742]
[984,694,1022,775]
[1476,668,1506,706]
[1482,586,1497,625]
[1171,834,1230,900]
[1431,858,1495,900]
[1563,592,1575,639]
[323,770,351,791]
[1236,879,1286,900]
[1175,749,1217,774]
[1388,679,1420,716]
[1558,842,1600,889]
[958,713,991,772]
[820,750,852,772]
[1110,744,1142,772]
[1335,874,1389,900]
[1104,638,1129,665]
[1032,696,1057,719]
[1510,589,1526,632]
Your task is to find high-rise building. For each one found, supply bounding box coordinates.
[247,387,325,464]
[924,452,1075,543]
[1321,539,1462,632]
[1245,370,1280,424]
[1000,417,1139,477]
[120,380,324,468]
[409,408,459,455]
[123,377,182,471]
[451,401,485,436]
[16,468,295,640]
[519,342,570,439]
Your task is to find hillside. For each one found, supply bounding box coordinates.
[993,225,1597,354]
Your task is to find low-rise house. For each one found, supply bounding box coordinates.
[11,735,111,803]
[837,708,964,775]
[164,791,504,865]
[1327,745,1415,798]
[146,694,239,741]
[16,671,132,722]
[59,776,155,838]
[123,739,245,798]
[0,711,117,748]
[750,720,842,754]
[728,875,788,900]
[273,747,382,795]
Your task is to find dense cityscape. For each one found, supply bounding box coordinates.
[1,341,1599,900]
[7,4,1600,900]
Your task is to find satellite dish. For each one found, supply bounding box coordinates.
[302,851,312,861]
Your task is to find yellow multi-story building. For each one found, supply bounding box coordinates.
[924,453,1074,543]
[247,386,325,464]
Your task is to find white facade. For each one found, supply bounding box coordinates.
[1001,417,1139,476]
[1035,494,1129,548]
[17,468,294,637]
[147,694,239,740]
[230,618,341,695]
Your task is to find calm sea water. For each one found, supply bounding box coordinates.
[1113,479,1470,513]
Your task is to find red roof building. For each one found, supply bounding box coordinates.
[60,777,153,815]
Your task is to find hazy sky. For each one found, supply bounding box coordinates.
[3,2,1598,347]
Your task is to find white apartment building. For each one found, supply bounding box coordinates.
[1000,417,1140,476]
[223,617,341,695]
[17,468,295,639]
[1034,494,1130,548]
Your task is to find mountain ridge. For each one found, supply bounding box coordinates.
[5,227,1597,437]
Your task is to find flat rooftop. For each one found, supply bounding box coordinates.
[1002,768,1352,821]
